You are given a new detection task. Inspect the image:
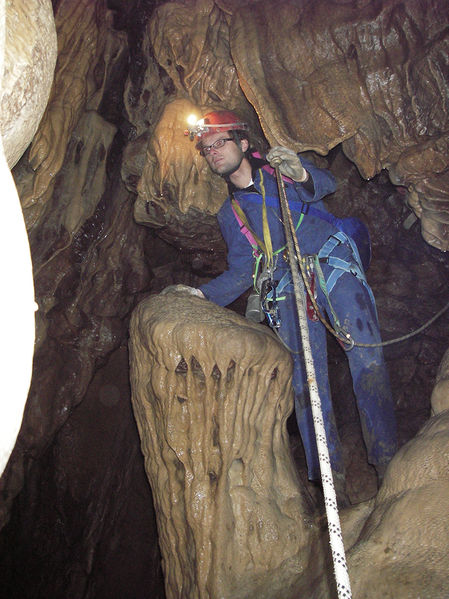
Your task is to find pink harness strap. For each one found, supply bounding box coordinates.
[230,159,293,257]
[231,199,261,256]
[231,159,294,258]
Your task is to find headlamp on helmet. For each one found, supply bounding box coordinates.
[185,110,248,142]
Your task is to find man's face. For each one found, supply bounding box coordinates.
[200,132,248,177]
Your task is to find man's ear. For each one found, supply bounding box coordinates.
[241,138,249,152]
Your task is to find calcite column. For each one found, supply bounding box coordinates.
[129,290,316,599]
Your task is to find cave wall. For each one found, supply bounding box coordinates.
[0,1,448,598]
[1,1,167,597]
[138,0,449,252]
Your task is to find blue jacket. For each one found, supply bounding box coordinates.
[200,156,337,306]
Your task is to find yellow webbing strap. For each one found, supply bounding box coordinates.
[253,253,263,291]
[259,170,274,270]
[231,169,305,273]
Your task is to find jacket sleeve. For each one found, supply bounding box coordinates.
[296,156,336,203]
[199,199,255,307]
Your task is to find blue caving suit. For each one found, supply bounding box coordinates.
[200,154,397,482]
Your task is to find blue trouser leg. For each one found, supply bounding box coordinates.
[324,269,398,467]
[275,252,397,480]
[276,289,345,481]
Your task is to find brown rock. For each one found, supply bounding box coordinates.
[129,289,319,599]
[0,0,57,168]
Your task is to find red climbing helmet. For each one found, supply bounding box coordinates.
[186,110,248,145]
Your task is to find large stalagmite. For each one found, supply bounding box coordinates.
[129,289,319,599]
[129,291,449,599]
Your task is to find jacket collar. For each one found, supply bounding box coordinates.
[226,154,267,194]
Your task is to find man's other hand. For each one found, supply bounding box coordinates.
[160,284,205,298]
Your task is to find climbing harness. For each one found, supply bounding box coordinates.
[231,167,367,346]
[232,169,305,330]
[300,234,449,350]
[231,194,279,324]
[232,185,449,351]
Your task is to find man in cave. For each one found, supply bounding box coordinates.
[184,110,397,504]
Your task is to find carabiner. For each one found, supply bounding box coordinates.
[341,332,355,351]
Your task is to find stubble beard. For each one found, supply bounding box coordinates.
[209,153,244,178]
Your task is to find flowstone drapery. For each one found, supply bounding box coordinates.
[144,0,449,251]
[129,289,319,599]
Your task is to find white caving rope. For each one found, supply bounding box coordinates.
[274,165,352,599]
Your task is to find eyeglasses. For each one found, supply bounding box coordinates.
[199,138,234,156]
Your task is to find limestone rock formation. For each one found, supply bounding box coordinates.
[134,98,228,251]
[0,0,57,168]
[431,347,449,415]
[130,290,449,599]
[20,0,127,223]
[140,0,449,251]
[345,409,449,598]
[129,289,320,599]
[0,0,149,534]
